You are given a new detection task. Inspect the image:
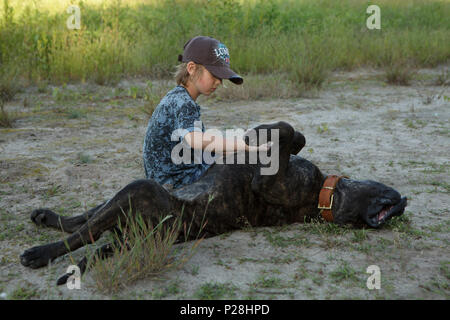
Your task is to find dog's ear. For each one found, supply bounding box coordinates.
[290,131,306,155]
[244,123,305,155]
[247,121,295,205]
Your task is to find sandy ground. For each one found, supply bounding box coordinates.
[0,66,448,300]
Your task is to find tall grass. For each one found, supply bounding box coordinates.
[0,0,448,87]
[0,99,12,127]
[88,202,208,294]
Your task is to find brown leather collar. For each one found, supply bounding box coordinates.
[318,175,348,222]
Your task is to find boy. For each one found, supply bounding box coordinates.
[143,36,269,190]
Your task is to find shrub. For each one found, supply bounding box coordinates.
[88,203,208,294]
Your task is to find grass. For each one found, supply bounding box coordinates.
[151,280,181,299]
[420,264,450,298]
[262,228,310,248]
[384,61,416,85]
[439,261,450,280]
[87,201,208,294]
[434,69,449,86]
[317,123,329,134]
[384,212,429,238]
[194,282,237,300]
[302,218,350,237]
[255,275,284,289]
[8,284,40,300]
[139,81,170,117]
[351,229,370,243]
[329,261,360,284]
[0,67,21,102]
[207,72,304,101]
[76,152,93,164]
[0,100,13,127]
[0,0,448,87]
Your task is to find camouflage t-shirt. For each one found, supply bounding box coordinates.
[143,85,212,189]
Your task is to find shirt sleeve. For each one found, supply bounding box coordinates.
[175,101,203,142]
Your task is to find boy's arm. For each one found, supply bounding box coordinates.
[184,131,270,153]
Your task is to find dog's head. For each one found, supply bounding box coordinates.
[330,178,407,228]
[251,157,407,228]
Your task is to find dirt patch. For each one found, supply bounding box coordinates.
[0,67,448,299]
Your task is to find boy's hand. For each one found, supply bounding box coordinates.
[248,141,273,152]
[258,141,273,152]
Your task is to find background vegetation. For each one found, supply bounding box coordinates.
[0,0,448,88]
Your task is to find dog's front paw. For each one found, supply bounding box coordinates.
[56,273,71,286]
[30,209,61,228]
[20,245,54,269]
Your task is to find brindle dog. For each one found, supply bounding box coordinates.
[20,121,407,285]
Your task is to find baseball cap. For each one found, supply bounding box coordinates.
[178,36,243,85]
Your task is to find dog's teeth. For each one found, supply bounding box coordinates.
[378,210,387,221]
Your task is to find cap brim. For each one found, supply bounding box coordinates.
[204,65,243,85]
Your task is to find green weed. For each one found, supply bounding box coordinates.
[88,201,207,294]
[0,0,448,85]
[329,261,359,284]
[8,284,40,300]
[263,229,310,248]
[0,100,14,127]
[77,152,93,164]
[194,282,237,300]
[384,61,416,86]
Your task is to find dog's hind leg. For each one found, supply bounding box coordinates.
[20,179,175,269]
[30,202,107,233]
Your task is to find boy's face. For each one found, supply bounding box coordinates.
[189,63,222,97]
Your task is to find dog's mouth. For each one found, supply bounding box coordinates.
[366,197,407,227]
[376,205,393,222]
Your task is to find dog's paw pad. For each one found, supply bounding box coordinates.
[20,246,52,269]
[30,209,59,227]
